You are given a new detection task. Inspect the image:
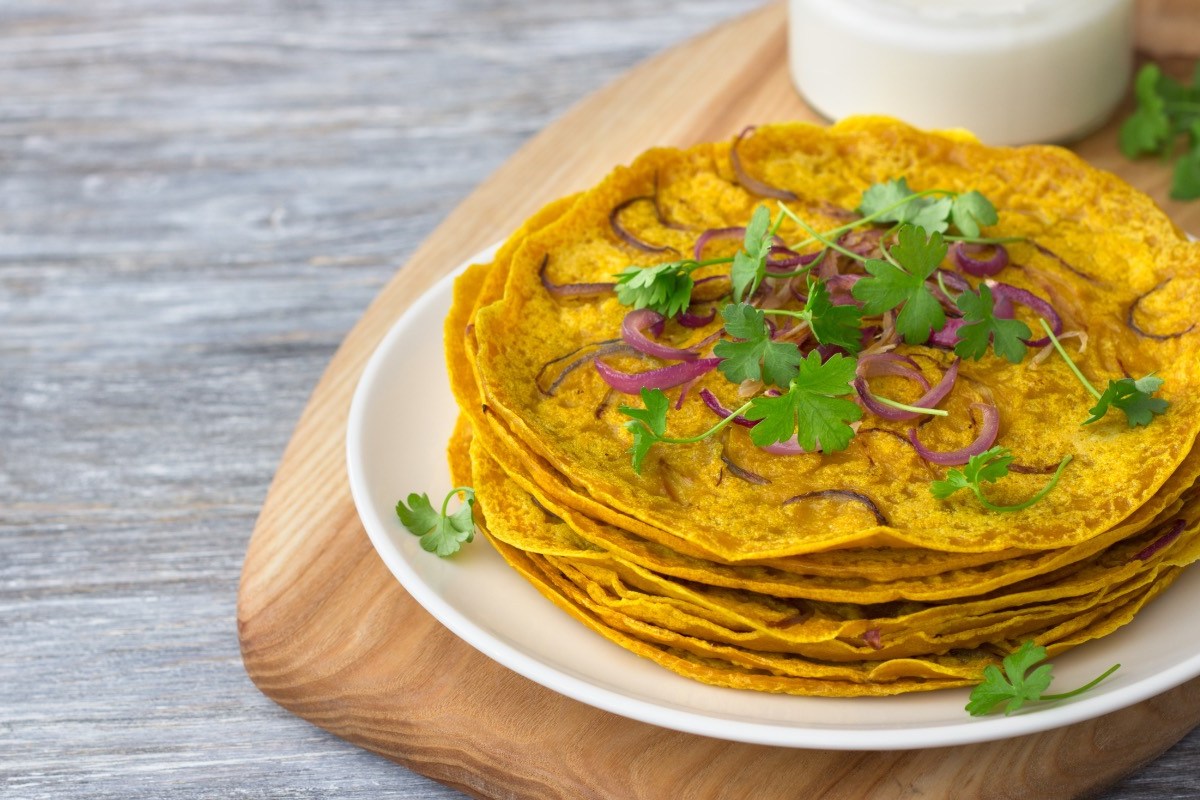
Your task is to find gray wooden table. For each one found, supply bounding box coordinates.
[2,1,1197,797]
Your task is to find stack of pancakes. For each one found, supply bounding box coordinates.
[442,118,1200,696]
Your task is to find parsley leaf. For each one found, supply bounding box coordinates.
[1171,122,1200,201]
[730,205,776,301]
[743,352,861,452]
[858,178,953,233]
[1119,64,1172,158]
[950,191,999,238]
[396,488,476,557]
[954,283,1031,363]
[802,278,864,355]
[851,224,947,344]
[966,640,1120,717]
[713,303,803,387]
[614,261,696,318]
[619,388,670,472]
[1039,319,1170,427]
[931,446,1071,513]
[1086,375,1170,427]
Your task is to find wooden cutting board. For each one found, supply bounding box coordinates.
[237,3,1200,798]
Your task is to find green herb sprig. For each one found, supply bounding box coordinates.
[931,446,1071,513]
[1038,319,1170,426]
[396,487,477,557]
[851,224,948,344]
[966,640,1120,716]
[1120,63,1200,200]
[954,283,1031,363]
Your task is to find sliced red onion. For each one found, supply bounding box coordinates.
[622,309,699,362]
[863,629,883,651]
[855,353,929,387]
[720,452,770,485]
[610,196,671,253]
[767,246,823,272]
[677,306,717,328]
[826,274,863,307]
[783,489,888,526]
[594,356,720,394]
[675,375,699,410]
[928,318,965,349]
[759,435,810,456]
[1032,241,1102,284]
[855,358,959,421]
[937,269,971,294]
[984,281,1061,347]
[694,226,785,261]
[730,126,796,200]
[837,228,884,258]
[539,256,615,299]
[1127,279,1196,340]
[699,388,757,428]
[908,403,1000,466]
[952,242,1009,277]
[1133,519,1186,561]
[538,340,631,396]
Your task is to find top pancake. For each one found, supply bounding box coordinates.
[471,117,1200,558]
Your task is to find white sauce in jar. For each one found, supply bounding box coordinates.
[788,0,1134,145]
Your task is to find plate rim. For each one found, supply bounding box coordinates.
[346,244,1200,751]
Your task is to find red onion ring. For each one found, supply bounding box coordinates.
[594,356,720,394]
[928,318,965,349]
[693,226,786,261]
[855,353,929,387]
[984,280,1062,347]
[609,196,672,253]
[855,358,959,421]
[952,242,1009,277]
[720,451,770,485]
[759,436,810,456]
[767,246,824,272]
[1127,279,1196,340]
[862,629,884,651]
[730,126,796,200]
[1133,519,1186,561]
[907,402,1000,466]
[538,340,632,396]
[622,309,700,361]
[677,306,717,328]
[1032,241,1102,285]
[539,256,615,299]
[837,228,884,258]
[783,489,888,526]
[937,269,971,294]
[699,388,757,428]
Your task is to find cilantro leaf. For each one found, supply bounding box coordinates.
[730,205,776,302]
[615,261,696,318]
[1171,124,1200,201]
[931,446,1071,513]
[851,224,947,344]
[954,283,1031,362]
[859,178,953,233]
[396,492,442,536]
[713,303,803,387]
[950,191,999,238]
[743,352,861,452]
[396,488,476,557]
[802,278,864,355]
[966,641,1054,716]
[1119,64,1171,158]
[966,640,1120,717]
[1085,375,1170,427]
[619,388,670,472]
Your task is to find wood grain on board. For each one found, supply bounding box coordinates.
[238,2,1200,798]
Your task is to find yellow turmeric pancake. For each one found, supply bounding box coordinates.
[471,117,1200,557]
[440,116,1200,697]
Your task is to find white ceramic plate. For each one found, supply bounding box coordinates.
[346,245,1200,750]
